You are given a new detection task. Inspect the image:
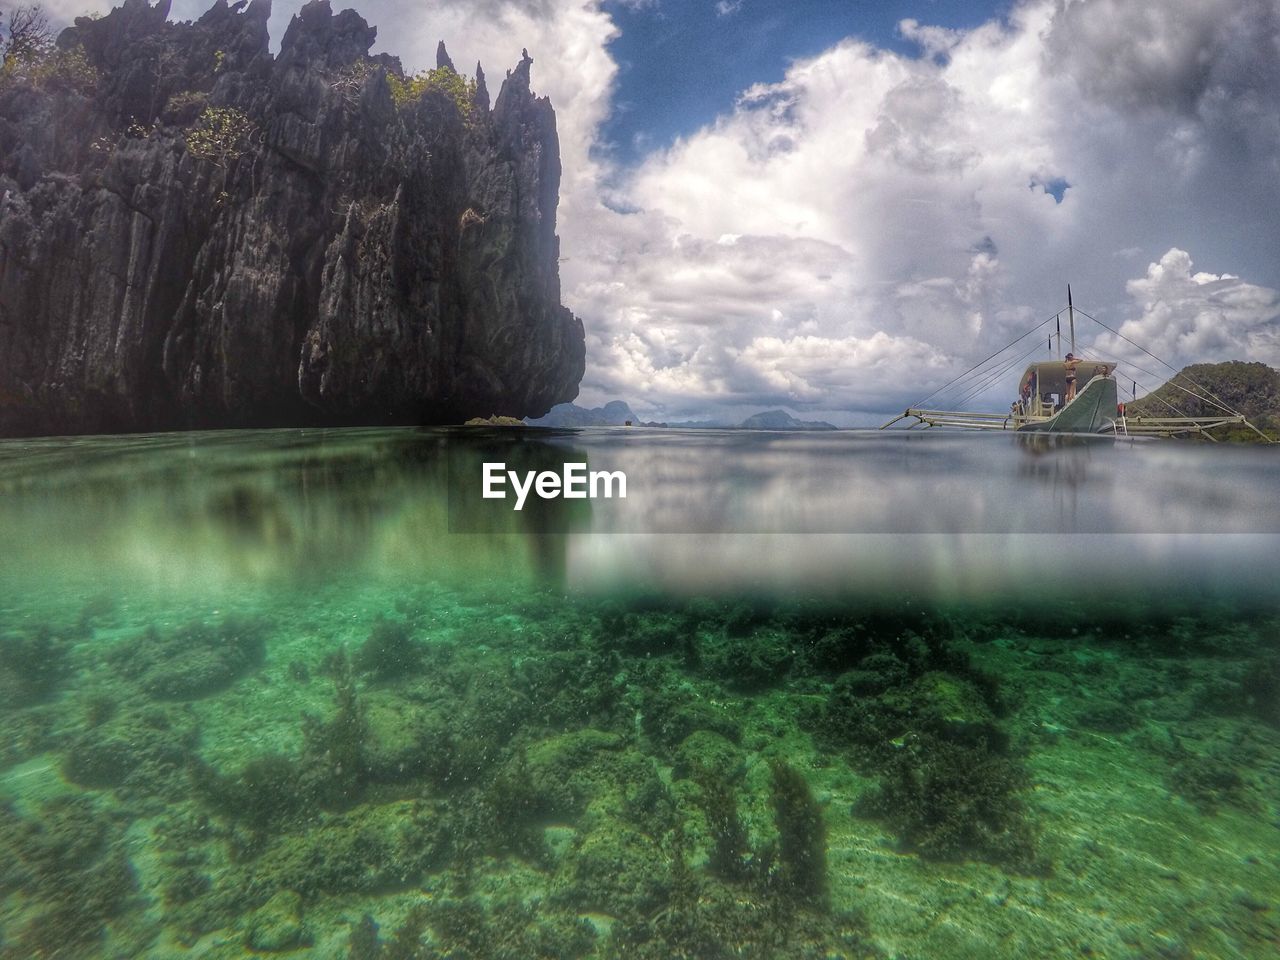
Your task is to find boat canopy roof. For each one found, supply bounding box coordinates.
[1019,359,1115,396]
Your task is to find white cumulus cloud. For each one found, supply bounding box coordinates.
[1093,249,1280,379]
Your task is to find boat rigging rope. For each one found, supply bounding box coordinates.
[952,337,1049,409]
[935,331,1055,405]
[908,312,1058,409]
[1074,347,1216,418]
[1093,363,1221,438]
[1074,309,1248,417]
[1075,311,1275,442]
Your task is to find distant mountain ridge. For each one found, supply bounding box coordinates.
[525,400,638,427]
[527,403,837,430]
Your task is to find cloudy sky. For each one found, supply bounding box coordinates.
[43,0,1280,423]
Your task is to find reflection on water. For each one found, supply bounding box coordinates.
[0,428,592,593]
[562,430,1278,534]
[1,427,1275,601]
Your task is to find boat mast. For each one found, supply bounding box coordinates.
[1067,284,1076,356]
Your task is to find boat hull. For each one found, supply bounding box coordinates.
[1016,376,1118,434]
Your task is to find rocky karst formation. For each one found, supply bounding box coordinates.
[0,0,584,436]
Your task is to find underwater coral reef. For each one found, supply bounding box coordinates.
[1,585,1278,959]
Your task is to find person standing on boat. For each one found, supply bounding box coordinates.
[1064,353,1080,403]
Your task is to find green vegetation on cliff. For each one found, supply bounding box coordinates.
[1126,361,1279,440]
[0,3,97,92]
[388,64,476,117]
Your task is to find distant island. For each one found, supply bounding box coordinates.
[525,400,640,427]
[526,402,838,430]
[735,410,839,431]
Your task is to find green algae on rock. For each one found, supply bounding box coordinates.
[105,617,266,701]
[0,576,1277,958]
[0,796,136,958]
[0,625,74,709]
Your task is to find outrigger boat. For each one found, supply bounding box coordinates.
[882,288,1271,440]
[898,357,1122,434]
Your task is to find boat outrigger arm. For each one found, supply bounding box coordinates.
[883,361,1253,438]
[884,388,1248,437]
[880,290,1269,440]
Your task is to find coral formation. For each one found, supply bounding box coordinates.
[354,617,424,680]
[0,584,1275,958]
[105,617,265,700]
[0,796,136,958]
[0,625,72,708]
[62,704,199,797]
[768,759,829,904]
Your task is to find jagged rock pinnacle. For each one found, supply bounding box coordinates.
[436,40,455,72]
[474,61,490,113]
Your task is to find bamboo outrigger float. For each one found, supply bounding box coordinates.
[881,288,1270,441]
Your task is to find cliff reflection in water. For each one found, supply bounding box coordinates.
[0,428,588,593]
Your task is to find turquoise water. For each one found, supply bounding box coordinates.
[1,428,1277,958]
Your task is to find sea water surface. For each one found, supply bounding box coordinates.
[0,427,1276,959]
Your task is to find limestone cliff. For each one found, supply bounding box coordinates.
[0,0,584,436]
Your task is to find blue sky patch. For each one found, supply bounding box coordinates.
[1031,176,1071,203]
[600,0,1010,165]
